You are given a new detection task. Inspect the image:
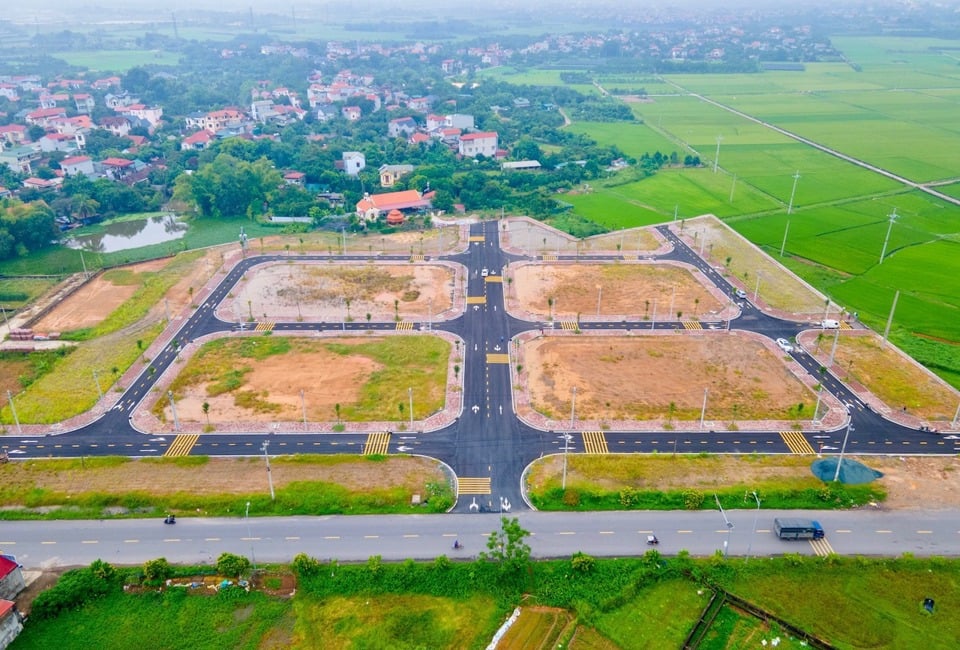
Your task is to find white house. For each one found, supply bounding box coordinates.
[342,151,366,176]
[458,131,498,158]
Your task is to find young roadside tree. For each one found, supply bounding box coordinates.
[217,552,251,578]
[481,516,531,574]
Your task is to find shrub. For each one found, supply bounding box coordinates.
[682,489,705,510]
[571,552,596,574]
[562,488,581,508]
[216,552,252,578]
[30,562,118,621]
[143,557,172,583]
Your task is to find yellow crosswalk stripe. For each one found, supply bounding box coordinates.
[485,275,503,283]
[410,254,425,262]
[468,235,485,242]
[810,537,835,556]
[542,254,558,261]
[486,353,510,364]
[560,321,579,331]
[582,431,609,454]
[780,431,816,455]
[363,431,391,455]
[466,296,487,304]
[457,477,492,495]
[255,322,275,332]
[395,321,414,331]
[840,321,852,330]
[163,434,199,457]
[682,320,702,330]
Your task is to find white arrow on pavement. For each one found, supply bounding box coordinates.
[472,405,480,414]
[397,446,412,452]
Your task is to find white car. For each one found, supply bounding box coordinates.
[775,338,794,353]
[734,289,748,299]
[481,268,489,277]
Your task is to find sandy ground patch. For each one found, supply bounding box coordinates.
[32,274,139,332]
[512,263,724,320]
[226,263,455,322]
[173,345,384,423]
[522,334,811,421]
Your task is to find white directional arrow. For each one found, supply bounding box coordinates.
[149,437,167,442]
[469,497,479,512]
[397,446,412,452]
[494,345,501,351]
[473,305,480,311]
[472,404,480,414]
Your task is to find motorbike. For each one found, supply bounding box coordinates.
[646,535,659,545]
[163,515,176,525]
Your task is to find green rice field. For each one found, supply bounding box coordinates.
[51,50,182,72]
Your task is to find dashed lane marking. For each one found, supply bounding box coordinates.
[780,431,816,455]
[363,431,391,455]
[582,431,609,454]
[164,434,200,457]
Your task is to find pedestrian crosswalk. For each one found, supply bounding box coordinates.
[682,320,703,330]
[410,254,425,262]
[810,537,835,556]
[780,431,816,455]
[466,296,487,305]
[363,431,391,456]
[486,353,510,364]
[255,322,275,332]
[582,431,609,454]
[164,434,199,457]
[559,321,579,331]
[468,235,485,242]
[457,477,492,495]
[542,254,558,261]
[395,321,414,331]
[840,321,853,330]
[485,275,503,283]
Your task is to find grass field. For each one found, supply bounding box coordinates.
[595,579,708,649]
[0,276,58,310]
[50,49,182,72]
[565,121,684,159]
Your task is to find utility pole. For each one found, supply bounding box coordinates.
[167,390,180,432]
[699,388,709,431]
[883,290,900,344]
[834,421,855,482]
[879,208,898,264]
[787,170,800,215]
[408,387,414,431]
[563,386,577,490]
[6,390,21,435]
[300,389,306,424]
[262,441,275,500]
[780,220,790,257]
[92,369,103,401]
[713,135,723,173]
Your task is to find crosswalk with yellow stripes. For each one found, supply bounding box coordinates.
[468,235,485,242]
[542,254,558,261]
[457,477,492,495]
[840,320,853,330]
[164,434,199,457]
[485,275,503,283]
[559,321,579,331]
[682,320,703,330]
[255,322,275,332]
[810,537,835,556]
[395,321,414,331]
[410,254,425,262]
[363,431,391,455]
[466,296,487,305]
[486,353,510,364]
[780,431,816,455]
[582,431,609,454]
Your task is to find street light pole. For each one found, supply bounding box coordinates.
[699,388,708,431]
[833,421,855,482]
[408,387,414,431]
[563,386,577,490]
[595,284,602,317]
[245,501,256,569]
[753,273,761,303]
[746,491,760,561]
[713,135,723,173]
[300,389,307,424]
[262,441,275,501]
[714,494,733,558]
[6,390,21,435]
[92,369,103,401]
[167,390,180,432]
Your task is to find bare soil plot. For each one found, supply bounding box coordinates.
[522,335,812,421]
[676,216,829,315]
[0,455,444,498]
[805,330,960,423]
[226,263,455,322]
[32,273,139,332]
[527,454,960,510]
[504,217,660,256]
[512,263,724,320]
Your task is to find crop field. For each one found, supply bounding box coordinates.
[565,121,684,159]
[478,66,598,95]
[50,49,182,72]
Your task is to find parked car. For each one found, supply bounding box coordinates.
[734,288,748,299]
[775,338,794,353]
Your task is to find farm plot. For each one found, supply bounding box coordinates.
[521,335,813,422]
[511,263,725,321]
[566,121,683,159]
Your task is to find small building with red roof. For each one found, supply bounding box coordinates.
[355,189,434,222]
[0,556,24,601]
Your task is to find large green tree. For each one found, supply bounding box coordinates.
[174,153,282,218]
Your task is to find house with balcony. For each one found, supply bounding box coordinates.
[458,131,498,158]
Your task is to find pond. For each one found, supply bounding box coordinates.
[66,214,188,253]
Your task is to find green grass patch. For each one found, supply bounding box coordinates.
[0,276,58,309]
[50,49,182,71]
[595,578,707,649]
[566,121,683,159]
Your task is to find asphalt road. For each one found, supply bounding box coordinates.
[5,509,958,569]
[3,218,955,518]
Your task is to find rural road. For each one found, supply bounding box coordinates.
[5,509,958,569]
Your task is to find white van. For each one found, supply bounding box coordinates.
[820,319,840,329]
[734,289,748,299]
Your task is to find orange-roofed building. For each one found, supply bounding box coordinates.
[355,190,434,222]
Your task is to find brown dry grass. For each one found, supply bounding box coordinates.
[498,607,575,650]
[523,334,812,421]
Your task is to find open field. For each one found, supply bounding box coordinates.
[526,454,960,511]
[161,335,450,424]
[0,455,451,518]
[50,49,182,71]
[522,335,813,422]
[595,579,709,649]
[565,121,683,159]
[700,604,808,650]
[512,262,725,321]
[0,277,58,310]
[477,66,599,96]
[226,262,455,323]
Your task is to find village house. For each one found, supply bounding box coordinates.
[342,151,366,176]
[0,146,41,174]
[388,116,418,138]
[283,171,306,186]
[25,107,67,128]
[0,125,27,147]
[115,104,164,129]
[342,105,362,121]
[60,155,95,176]
[379,164,414,188]
[355,189,434,221]
[99,116,133,138]
[0,600,23,650]
[181,130,214,151]
[458,131,499,158]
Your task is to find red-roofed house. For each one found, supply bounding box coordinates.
[38,132,80,153]
[0,598,23,649]
[26,107,67,127]
[23,177,62,191]
[342,105,362,121]
[409,132,430,145]
[0,125,27,146]
[283,171,306,185]
[458,131,498,158]
[102,157,134,180]
[181,130,214,151]
[355,190,434,221]
[60,155,94,176]
[0,557,23,601]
